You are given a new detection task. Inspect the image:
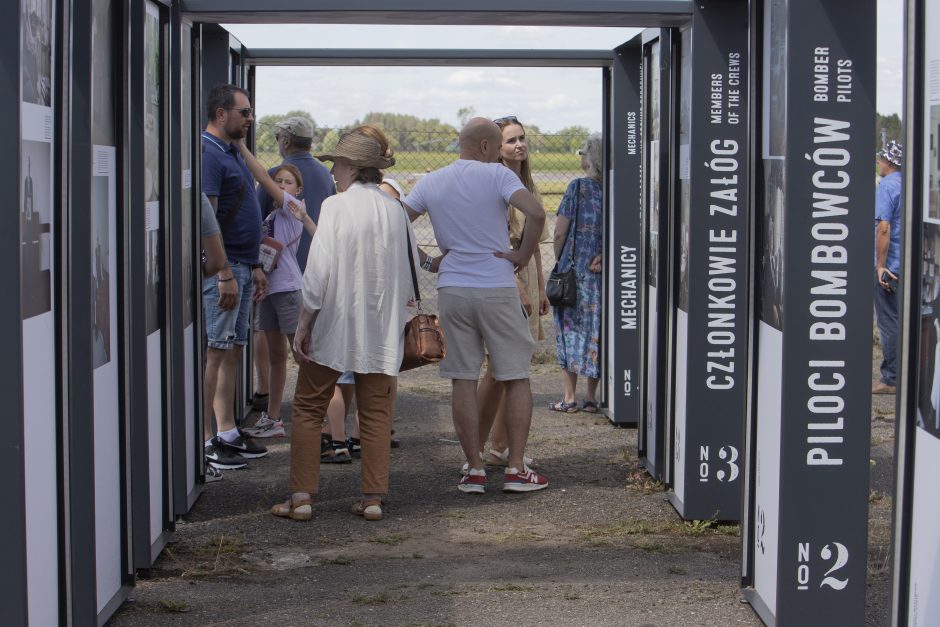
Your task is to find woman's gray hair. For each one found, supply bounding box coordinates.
[580,133,603,179]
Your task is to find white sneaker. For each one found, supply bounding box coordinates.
[461,452,488,475]
[243,412,286,438]
[205,464,224,483]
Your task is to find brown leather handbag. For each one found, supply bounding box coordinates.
[400,213,445,372]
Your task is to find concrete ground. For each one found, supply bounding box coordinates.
[108,347,896,626]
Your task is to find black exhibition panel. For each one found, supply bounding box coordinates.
[892,0,940,624]
[667,0,750,522]
[89,0,136,620]
[605,33,644,427]
[1,3,27,624]
[740,0,876,624]
[170,7,206,516]
[638,27,676,483]
[18,0,63,622]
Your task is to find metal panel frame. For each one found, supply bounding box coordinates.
[61,0,104,622]
[741,0,876,622]
[87,0,140,621]
[638,28,677,482]
[666,0,750,523]
[1,6,28,625]
[891,0,925,623]
[169,0,204,519]
[605,33,644,427]
[155,0,177,560]
[244,48,614,67]
[180,0,693,27]
[128,0,175,571]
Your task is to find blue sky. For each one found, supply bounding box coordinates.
[226,4,902,134]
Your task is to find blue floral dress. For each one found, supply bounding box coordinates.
[553,177,603,378]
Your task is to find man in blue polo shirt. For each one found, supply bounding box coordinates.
[873,140,903,395]
[201,83,269,470]
[256,115,335,270]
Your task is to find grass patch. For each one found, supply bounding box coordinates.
[490,583,535,592]
[683,518,718,537]
[352,592,396,605]
[158,599,190,613]
[579,519,659,543]
[322,555,353,565]
[158,535,250,579]
[431,589,469,597]
[714,524,741,537]
[369,533,409,546]
[413,552,425,559]
[623,459,664,495]
[564,591,582,600]
[869,490,887,504]
[635,540,675,554]
[667,565,687,575]
[489,530,544,544]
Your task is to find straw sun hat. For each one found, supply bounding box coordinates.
[316,130,396,169]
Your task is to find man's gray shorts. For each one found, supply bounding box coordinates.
[255,290,302,335]
[437,287,534,381]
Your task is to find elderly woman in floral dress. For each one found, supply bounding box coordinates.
[549,133,604,413]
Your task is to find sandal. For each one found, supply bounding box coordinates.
[581,400,599,413]
[549,400,579,413]
[271,496,313,521]
[484,448,538,469]
[351,498,384,521]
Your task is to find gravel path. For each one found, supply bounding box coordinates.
[108,348,895,626]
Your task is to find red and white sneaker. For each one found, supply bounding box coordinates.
[458,468,486,494]
[503,466,549,492]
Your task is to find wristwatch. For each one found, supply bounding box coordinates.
[250,263,263,270]
[422,255,434,271]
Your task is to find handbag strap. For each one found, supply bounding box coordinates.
[399,200,421,305]
[265,204,305,249]
[565,178,581,265]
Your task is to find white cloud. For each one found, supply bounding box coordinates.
[445,70,487,86]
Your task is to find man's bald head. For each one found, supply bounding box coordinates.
[458,117,503,163]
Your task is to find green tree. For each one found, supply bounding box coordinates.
[456,106,476,127]
[876,112,902,152]
[320,129,340,153]
[554,125,591,153]
[357,112,457,151]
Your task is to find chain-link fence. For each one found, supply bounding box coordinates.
[256,126,587,304]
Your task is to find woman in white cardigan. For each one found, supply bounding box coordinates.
[271,125,417,522]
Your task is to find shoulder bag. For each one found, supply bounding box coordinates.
[546,179,580,307]
[400,211,446,372]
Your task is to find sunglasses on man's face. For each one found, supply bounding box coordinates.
[227,107,253,118]
[493,115,519,126]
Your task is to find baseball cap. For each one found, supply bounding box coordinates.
[274,116,314,139]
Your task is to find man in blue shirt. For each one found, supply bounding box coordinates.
[873,140,903,394]
[256,116,335,270]
[200,83,269,469]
